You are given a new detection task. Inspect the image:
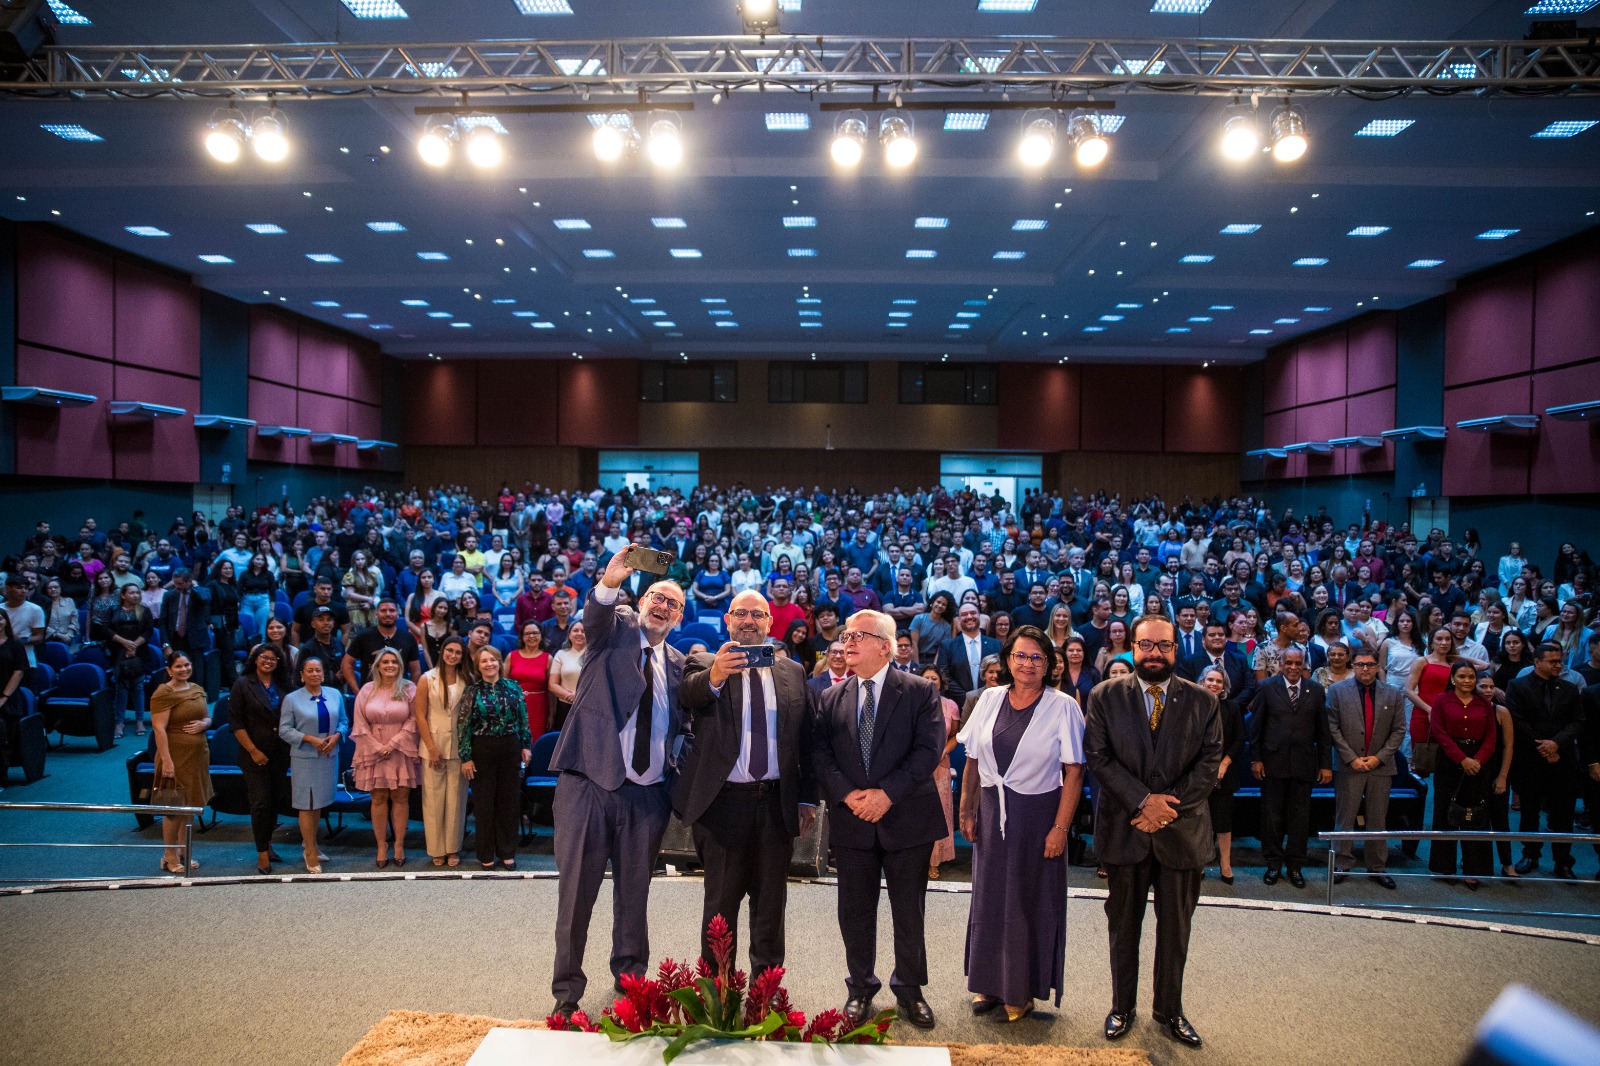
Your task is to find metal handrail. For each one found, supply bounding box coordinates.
[0,800,204,883]
[1318,829,1600,918]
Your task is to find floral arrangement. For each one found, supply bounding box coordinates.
[547,914,896,1063]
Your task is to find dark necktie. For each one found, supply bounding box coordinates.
[633,646,655,775]
[1288,683,1300,705]
[858,679,876,768]
[748,669,770,780]
[315,692,331,735]
[1362,685,1374,754]
[175,593,187,637]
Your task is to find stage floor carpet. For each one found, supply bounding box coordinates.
[1,876,1596,1066]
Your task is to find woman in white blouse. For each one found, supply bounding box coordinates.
[957,625,1086,1023]
[546,621,586,733]
[413,635,469,866]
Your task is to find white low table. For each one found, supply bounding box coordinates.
[467,1028,951,1065]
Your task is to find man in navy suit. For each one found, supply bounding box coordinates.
[935,602,1000,703]
[1175,621,1257,708]
[549,551,689,1017]
[813,609,947,1030]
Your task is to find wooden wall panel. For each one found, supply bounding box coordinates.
[16,228,115,361]
[559,361,638,447]
[13,346,115,479]
[1079,365,1162,452]
[110,365,200,483]
[997,363,1079,451]
[1162,366,1241,453]
[697,448,940,493]
[1445,267,1534,387]
[403,361,479,445]
[1534,243,1600,370]
[1530,361,1600,495]
[1442,379,1533,497]
[476,362,560,446]
[403,446,585,498]
[1054,452,1240,501]
[113,260,201,377]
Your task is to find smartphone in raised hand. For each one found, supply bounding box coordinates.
[620,544,675,575]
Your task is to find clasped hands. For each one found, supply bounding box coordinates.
[1349,756,1380,772]
[308,734,340,756]
[1132,793,1180,834]
[845,788,892,823]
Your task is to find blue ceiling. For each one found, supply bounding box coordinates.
[2,0,1597,364]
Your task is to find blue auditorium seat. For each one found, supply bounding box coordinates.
[40,662,115,751]
[3,688,48,784]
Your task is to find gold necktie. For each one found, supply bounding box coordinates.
[1147,685,1165,732]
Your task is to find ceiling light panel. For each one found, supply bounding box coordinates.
[943,112,990,131]
[1012,219,1047,231]
[1532,120,1598,138]
[788,248,817,257]
[340,0,408,18]
[417,251,450,260]
[1354,119,1415,137]
[783,216,817,228]
[312,300,340,308]
[993,251,1025,259]
[650,217,686,228]
[1408,258,1445,268]
[1523,2,1599,14]
[1220,224,1261,234]
[305,253,342,263]
[40,123,103,141]
[893,299,917,305]
[554,218,591,229]
[906,249,937,258]
[1476,229,1520,239]
[1117,303,1144,309]
[514,0,574,12]
[702,298,728,304]
[1347,226,1390,236]
[125,226,170,237]
[1180,254,1213,263]
[914,217,949,228]
[197,254,233,264]
[977,0,1037,11]
[1275,317,1300,324]
[427,311,453,318]
[46,2,91,26]
[1151,1,1211,11]
[1293,257,1329,266]
[1305,306,1331,312]
[765,113,810,131]
[582,249,615,258]
[669,248,702,258]
[1167,327,1191,334]
[366,221,406,232]
[401,299,429,306]
[246,223,286,234]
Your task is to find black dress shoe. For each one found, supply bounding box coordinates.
[1554,864,1578,883]
[552,1000,580,1018]
[268,848,284,862]
[843,996,873,1028]
[1287,868,1306,889]
[897,997,935,1030]
[1372,874,1397,890]
[1513,857,1539,876]
[1219,873,1234,885]
[1263,868,1281,886]
[1154,1012,1203,1048]
[971,995,1002,1016]
[1104,1011,1135,1040]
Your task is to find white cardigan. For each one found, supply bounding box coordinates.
[956,685,1086,839]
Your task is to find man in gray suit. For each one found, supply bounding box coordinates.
[1325,646,1407,889]
[549,551,689,1018]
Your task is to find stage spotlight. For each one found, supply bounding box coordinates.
[1017,111,1056,167]
[1220,103,1259,161]
[880,113,916,168]
[647,113,683,167]
[830,113,867,167]
[464,122,506,168]
[592,115,638,162]
[249,106,290,163]
[738,0,780,34]
[204,107,246,163]
[1271,106,1308,163]
[1068,114,1108,168]
[417,116,456,167]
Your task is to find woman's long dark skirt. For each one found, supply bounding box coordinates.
[965,784,1067,1007]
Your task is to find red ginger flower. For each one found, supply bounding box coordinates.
[707,913,734,972]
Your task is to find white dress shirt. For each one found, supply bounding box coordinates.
[712,667,779,783]
[855,662,892,728]
[594,582,670,786]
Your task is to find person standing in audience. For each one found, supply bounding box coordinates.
[937,602,1001,705]
[238,553,278,639]
[351,647,420,868]
[1506,642,1586,880]
[87,569,120,634]
[278,655,345,874]
[230,644,291,875]
[920,664,961,881]
[250,616,298,690]
[415,636,469,867]
[2,576,44,667]
[1325,647,1406,890]
[1428,661,1500,888]
[1473,672,1520,880]
[1249,647,1330,888]
[547,621,585,733]
[41,578,78,651]
[1407,627,1460,761]
[149,650,212,875]
[204,559,242,687]
[461,644,530,870]
[909,591,956,667]
[813,608,947,1031]
[958,626,1085,1022]
[1085,614,1221,1049]
[97,581,154,739]
[1311,640,1354,690]
[158,569,210,664]
[342,598,422,692]
[1195,666,1244,884]
[506,620,553,738]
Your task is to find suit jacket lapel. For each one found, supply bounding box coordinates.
[842,675,862,766]
[867,671,898,767]
[1151,683,1187,762]
[1134,680,1157,760]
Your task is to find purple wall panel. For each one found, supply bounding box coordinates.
[113,260,201,377]
[111,365,200,483]
[404,362,478,446]
[1530,361,1600,495]
[1442,380,1533,497]
[1163,367,1241,453]
[349,346,382,405]
[14,345,114,479]
[296,329,351,398]
[1296,399,1347,477]
[248,310,300,386]
[1534,245,1600,371]
[1445,268,1534,387]
[1262,410,1296,479]
[298,392,348,468]
[1295,334,1348,407]
[16,229,115,361]
[1346,315,1397,395]
[1263,348,1297,414]
[1345,388,1396,475]
[1081,365,1162,451]
[247,379,300,464]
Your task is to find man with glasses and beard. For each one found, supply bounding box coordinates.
[676,590,817,978]
[549,552,690,1020]
[1084,615,1223,1050]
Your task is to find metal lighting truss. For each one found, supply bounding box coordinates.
[3,35,1597,99]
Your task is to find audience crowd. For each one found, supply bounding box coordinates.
[2,480,1596,882]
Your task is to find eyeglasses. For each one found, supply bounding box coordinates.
[643,592,683,610]
[728,608,771,620]
[840,630,888,644]
[1009,652,1045,665]
[1134,640,1178,653]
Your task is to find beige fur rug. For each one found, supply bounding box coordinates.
[338,1010,1152,1066]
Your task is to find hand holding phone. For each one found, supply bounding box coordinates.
[620,544,674,575]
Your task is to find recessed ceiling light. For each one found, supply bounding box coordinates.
[800,322,823,328]
[957,312,981,319]
[1100,314,1124,322]
[513,0,574,13]
[914,217,949,229]
[783,216,817,228]
[340,0,408,18]
[40,123,103,141]
[1275,317,1301,324]
[1167,327,1191,333]
[366,221,406,232]
[702,298,728,304]
[889,312,913,318]
[1210,304,1235,311]
[1220,224,1261,235]
[641,310,666,317]
[886,321,908,328]
[124,226,170,237]
[796,298,821,304]
[650,217,686,228]
[711,309,735,316]
[1116,303,1144,309]
[554,219,592,230]
[1150,0,1212,12]
[1304,306,1331,312]
[1180,254,1214,264]
[492,298,516,304]
[977,0,1037,10]
[343,312,369,319]
[305,253,342,263]
[943,112,990,131]
[906,249,937,258]
[245,223,286,234]
[450,322,472,328]
[417,251,450,260]
[312,300,340,308]
[715,321,739,328]
[197,254,233,264]
[1188,316,1213,323]
[1347,226,1390,236]
[1532,120,1598,138]
[892,299,917,306]
[669,248,702,258]
[630,298,657,304]
[1476,229,1520,239]
[1083,326,1106,333]
[531,321,556,329]
[45,1,91,26]
[1250,328,1274,335]
[993,251,1025,260]
[1293,257,1329,266]
[947,323,971,330]
[1354,118,1415,137]
[765,112,810,131]
[787,248,818,257]
[1408,258,1445,268]
[368,323,392,330]
[513,311,537,317]
[582,249,615,258]
[427,311,453,318]
[797,310,821,317]
[1012,219,1047,231]
[964,299,987,306]
[1524,2,1599,16]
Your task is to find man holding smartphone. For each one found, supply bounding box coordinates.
[549,548,689,1018]
[675,589,818,979]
